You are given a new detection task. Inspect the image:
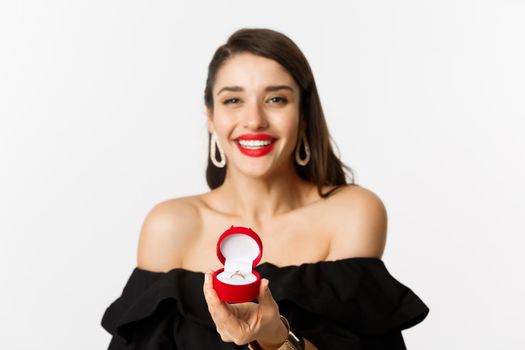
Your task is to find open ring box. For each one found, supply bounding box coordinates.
[212,225,263,303]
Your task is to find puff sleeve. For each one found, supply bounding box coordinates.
[101,268,180,349]
[254,257,429,350]
[101,267,242,349]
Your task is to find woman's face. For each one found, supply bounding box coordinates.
[207,52,302,179]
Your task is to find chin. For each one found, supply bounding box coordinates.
[234,163,277,179]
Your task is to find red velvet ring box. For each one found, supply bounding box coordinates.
[212,225,263,303]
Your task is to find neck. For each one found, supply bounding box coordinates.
[216,162,314,224]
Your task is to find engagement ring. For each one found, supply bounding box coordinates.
[229,270,245,279]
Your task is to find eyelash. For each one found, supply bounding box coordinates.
[222,97,288,105]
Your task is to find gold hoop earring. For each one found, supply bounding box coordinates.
[210,132,226,168]
[295,130,311,166]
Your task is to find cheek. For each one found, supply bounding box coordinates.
[278,116,300,138]
[213,115,235,133]
[273,119,300,152]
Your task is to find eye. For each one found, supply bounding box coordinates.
[268,96,288,104]
[223,98,240,105]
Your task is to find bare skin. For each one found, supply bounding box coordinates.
[137,53,388,349]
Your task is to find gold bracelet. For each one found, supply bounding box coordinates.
[247,315,304,350]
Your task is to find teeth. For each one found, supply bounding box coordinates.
[238,139,273,148]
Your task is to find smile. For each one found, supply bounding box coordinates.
[235,139,276,157]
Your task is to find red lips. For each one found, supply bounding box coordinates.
[235,133,277,157]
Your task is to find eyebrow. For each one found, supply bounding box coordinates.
[217,85,295,95]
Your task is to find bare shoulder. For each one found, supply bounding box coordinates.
[136,195,203,272]
[325,184,388,260]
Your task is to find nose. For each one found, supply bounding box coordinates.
[242,102,269,130]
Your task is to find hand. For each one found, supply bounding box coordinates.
[202,271,288,348]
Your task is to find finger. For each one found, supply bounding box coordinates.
[203,271,222,306]
[203,270,223,302]
[257,279,281,326]
[202,272,240,342]
[203,271,234,322]
[257,278,276,307]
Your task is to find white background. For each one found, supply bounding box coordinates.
[1,1,524,349]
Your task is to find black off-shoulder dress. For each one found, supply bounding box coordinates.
[101,257,429,349]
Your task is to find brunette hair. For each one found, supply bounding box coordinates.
[203,28,355,198]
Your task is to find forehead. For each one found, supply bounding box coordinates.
[214,53,298,94]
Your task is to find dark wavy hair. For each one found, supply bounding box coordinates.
[204,28,355,198]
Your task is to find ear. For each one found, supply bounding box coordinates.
[206,107,214,134]
[299,116,307,133]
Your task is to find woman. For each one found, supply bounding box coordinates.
[101,28,429,350]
